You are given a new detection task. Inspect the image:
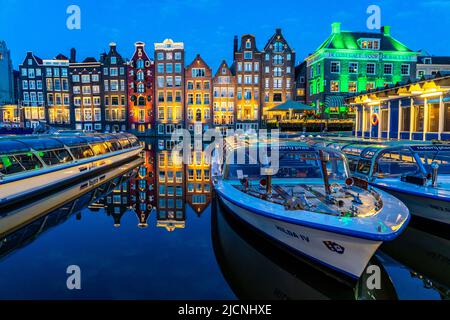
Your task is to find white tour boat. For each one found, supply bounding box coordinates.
[212,140,410,279]
[0,132,143,208]
[323,142,450,226]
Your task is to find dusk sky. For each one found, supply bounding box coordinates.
[1,0,450,69]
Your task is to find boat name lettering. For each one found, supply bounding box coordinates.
[278,146,316,152]
[275,225,310,242]
[323,241,345,254]
[410,145,450,152]
[429,204,450,212]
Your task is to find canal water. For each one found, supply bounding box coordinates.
[0,139,449,300]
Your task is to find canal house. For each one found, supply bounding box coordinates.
[305,23,417,120]
[347,73,450,141]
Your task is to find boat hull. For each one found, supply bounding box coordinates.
[0,147,142,208]
[218,195,382,279]
[373,187,450,226]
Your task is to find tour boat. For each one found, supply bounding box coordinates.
[324,142,450,226]
[0,132,143,208]
[212,140,410,279]
[211,200,399,299]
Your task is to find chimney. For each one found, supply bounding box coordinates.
[109,42,117,53]
[70,48,76,63]
[331,22,341,34]
[381,26,391,36]
[233,35,238,59]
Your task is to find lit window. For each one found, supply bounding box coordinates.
[359,38,380,50]
[330,81,340,92]
[273,41,283,53]
[273,55,283,65]
[348,82,357,93]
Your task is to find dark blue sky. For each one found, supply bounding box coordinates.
[1,0,449,70]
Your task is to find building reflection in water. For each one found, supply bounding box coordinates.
[89,139,213,231]
[131,142,157,228]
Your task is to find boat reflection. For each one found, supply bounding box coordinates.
[381,222,450,299]
[212,195,447,300]
[0,157,143,259]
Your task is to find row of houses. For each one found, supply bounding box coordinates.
[2,23,450,135]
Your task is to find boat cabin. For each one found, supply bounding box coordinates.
[222,144,349,183]
[337,143,450,185]
[0,133,140,178]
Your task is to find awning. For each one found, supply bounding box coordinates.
[325,96,346,108]
[268,101,316,112]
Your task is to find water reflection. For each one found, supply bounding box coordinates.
[0,138,449,300]
[0,157,143,260]
[212,196,450,300]
[83,139,213,231]
[381,222,450,299]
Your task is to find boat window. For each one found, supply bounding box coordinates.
[347,157,359,173]
[38,149,73,166]
[104,140,122,152]
[375,149,420,177]
[91,143,109,155]
[70,146,95,159]
[323,150,348,180]
[128,138,141,147]
[119,139,131,149]
[416,150,450,174]
[225,164,261,179]
[277,152,323,179]
[357,159,372,175]
[342,146,364,157]
[0,153,43,175]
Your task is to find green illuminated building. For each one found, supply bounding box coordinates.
[305,22,418,119]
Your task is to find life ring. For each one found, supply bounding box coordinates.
[371,113,379,126]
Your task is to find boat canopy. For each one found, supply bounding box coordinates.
[333,142,450,178]
[0,133,141,177]
[0,140,31,155]
[16,138,65,151]
[53,136,88,147]
[223,142,349,181]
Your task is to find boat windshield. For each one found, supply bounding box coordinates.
[414,149,450,174]
[374,148,421,178]
[224,148,348,180]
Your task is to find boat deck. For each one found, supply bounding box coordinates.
[233,183,378,217]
